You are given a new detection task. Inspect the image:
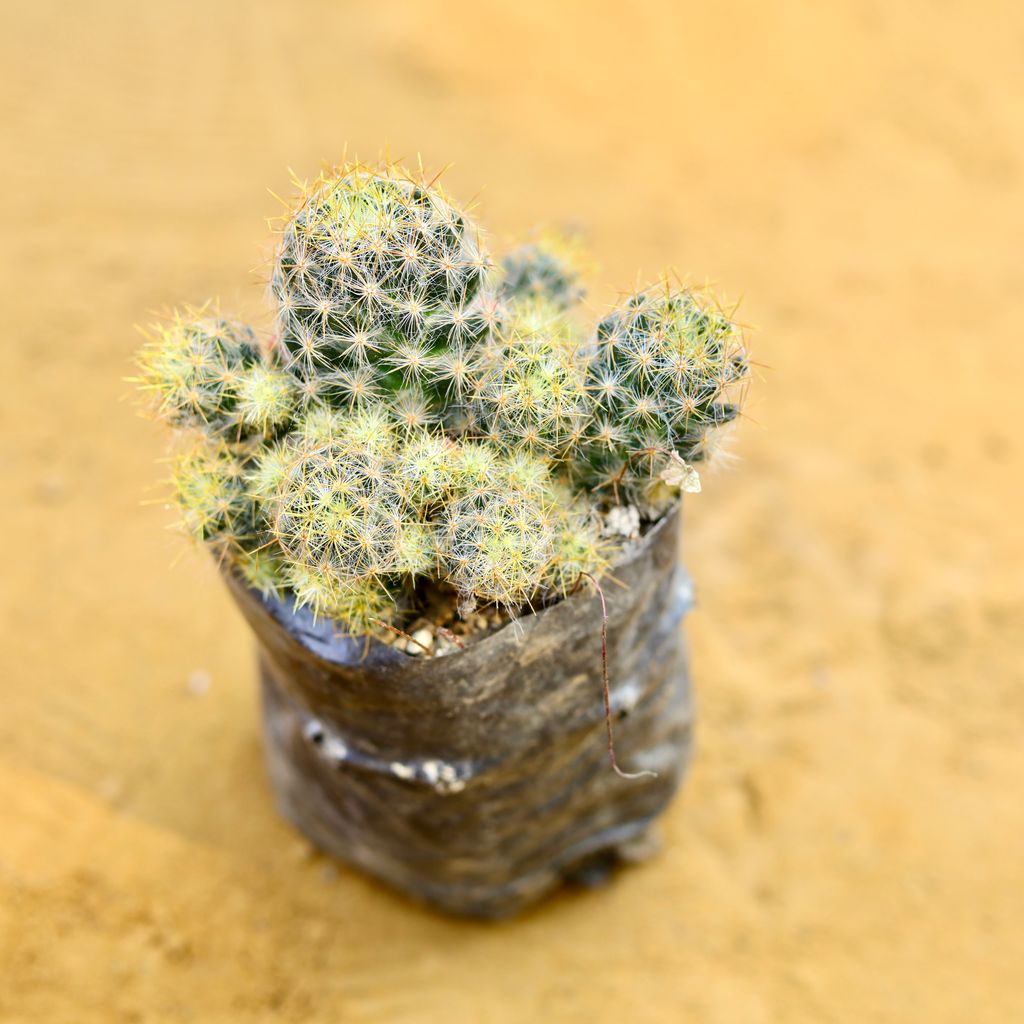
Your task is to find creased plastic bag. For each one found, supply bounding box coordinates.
[226,506,694,918]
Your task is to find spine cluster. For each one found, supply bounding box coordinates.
[137,161,748,636]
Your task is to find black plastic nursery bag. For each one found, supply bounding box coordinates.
[227,506,694,918]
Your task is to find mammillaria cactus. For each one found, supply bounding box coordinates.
[270,164,497,421]
[468,297,591,457]
[500,231,588,310]
[171,442,254,546]
[440,489,555,612]
[233,363,297,434]
[136,161,748,642]
[136,310,262,436]
[574,284,748,506]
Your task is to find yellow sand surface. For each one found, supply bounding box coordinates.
[2,1,1022,1020]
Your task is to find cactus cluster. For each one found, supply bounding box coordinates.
[137,161,748,639]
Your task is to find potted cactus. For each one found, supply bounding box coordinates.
[135,162,748,917]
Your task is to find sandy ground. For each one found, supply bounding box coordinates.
[2,1,1023,1020]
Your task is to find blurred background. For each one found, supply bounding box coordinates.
[2,1,1022,1020]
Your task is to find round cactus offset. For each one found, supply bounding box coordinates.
[500,231,588,310]
[439,489,556,613]
[170,442,256,550]
[271,163,496,421]
[468,297,591,458]
[576,284,749,504]
[136,310,261,435]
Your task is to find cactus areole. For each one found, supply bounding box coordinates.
[135,161,748,916]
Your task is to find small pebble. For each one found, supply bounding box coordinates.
[163,932,193,963]
[186,669,211,696]
[435,636,460,657]
[34,475,68,504]
[98,775,125,804]
[321,735,348,762]
[604,505,641,539]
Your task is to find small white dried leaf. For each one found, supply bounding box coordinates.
[659,452,702,493]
